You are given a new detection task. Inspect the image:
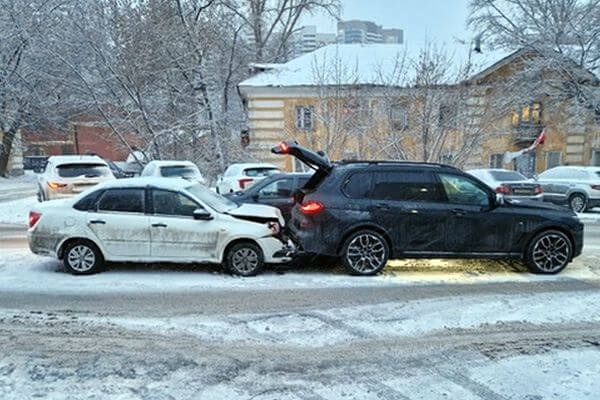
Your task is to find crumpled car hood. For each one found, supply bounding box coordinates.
[227,203,285,225]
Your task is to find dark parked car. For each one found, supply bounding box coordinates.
[272,141,584,276]
[23,156,49,173]
[225,173,311,221]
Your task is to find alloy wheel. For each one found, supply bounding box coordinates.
[67,245,96,273]
[346,233,386,274]
[532,233,570,273]
[569,195,586,213]
[231,247,259,274]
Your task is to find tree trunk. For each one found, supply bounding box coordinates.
[0,129,17,177]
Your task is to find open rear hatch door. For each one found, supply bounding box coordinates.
[271,141,332,203]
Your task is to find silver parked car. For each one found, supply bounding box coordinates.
[467,169,543,201]
[536,166,600,213]
[37,155,116,201]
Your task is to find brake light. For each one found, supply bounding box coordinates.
[47,181,67,190]
[29,211,42,228]
[494,185,511,195]
[238,178,254,189]
[534,185,543,194]
[591,184,600,190]
[279,141,289,154]
[300,201,324,215]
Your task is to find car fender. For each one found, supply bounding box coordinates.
[215,224,275,262]
[564,187,588,200]
[336,222,394,255]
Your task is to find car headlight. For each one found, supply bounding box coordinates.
[267,221,281,235]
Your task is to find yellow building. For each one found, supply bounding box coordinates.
[238,45,600,176]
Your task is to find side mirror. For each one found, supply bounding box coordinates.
[193,208,213,221]
[495,193,505,206]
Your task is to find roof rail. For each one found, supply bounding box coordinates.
[337,159,461,170]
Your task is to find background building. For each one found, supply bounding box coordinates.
[293,25,337,57]
[337,20,403,44]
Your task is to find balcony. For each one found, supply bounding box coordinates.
[513,122,543,145]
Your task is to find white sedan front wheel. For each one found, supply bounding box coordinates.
[63,240,104,275]
[225,242,264,277]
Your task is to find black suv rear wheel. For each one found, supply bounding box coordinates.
[341,230,389,275]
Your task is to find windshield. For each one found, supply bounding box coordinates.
[185,184,237,213]
[489,170,527,182]
[56,163,111,178]
[160,165,201,178]
[244,167,279,177]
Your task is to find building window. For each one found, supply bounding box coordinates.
[439,153,454,165]
[545,151,561,169]
[592,149,600,166]
[438,103,457,127]
[512,102,542,127]
[390,104,408,130]
[295,106,314,131]
[490,153,503,168]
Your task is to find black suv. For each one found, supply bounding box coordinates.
[273,141,584,276]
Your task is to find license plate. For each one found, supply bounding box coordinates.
[512,188,533,195]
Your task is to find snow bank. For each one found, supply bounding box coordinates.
[0,196,37,225]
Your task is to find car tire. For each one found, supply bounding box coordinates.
[341,230,389,276]
[524,230,572,274]
[63,240,104,275]
[224,242,264,277]
[568,193,587,213]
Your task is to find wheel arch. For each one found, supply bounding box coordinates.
[336,224,393,257]
[221,238,262,262]
[522,225,575,259]
[57,237,104,260]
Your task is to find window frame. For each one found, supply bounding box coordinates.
[490,153,504,169]
[545,151,561,170]
[370,169,444,203]
[295,105,315,131]
[436,172,493,208]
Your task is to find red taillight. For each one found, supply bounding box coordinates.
[300,201,324,215]
[279,141,289,154]
[47,181,67,190]
[29,211,42,228]
[238,178,254,189]
[535,185,543,194]
[591,184,600,190]
[494,185,511,195]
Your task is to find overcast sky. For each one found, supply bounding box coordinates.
[303,0,474,47]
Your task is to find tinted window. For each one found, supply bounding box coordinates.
[372,171,441,202]
[343,172,372,199]
[244,167,279,177]
[489,171,527,181]
[57,163,111,178]
[97,189,145,213]
[258,179,293,197]
[438,174,490,207]
[152,190,198,217]
[160,165,201,178]
[73,190,102,211]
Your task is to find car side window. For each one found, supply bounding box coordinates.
[342,172,372,199]
[371,170,441,202]
[97,189,145,213]
[152,190,199,217]
[438,174,490,207]
[258,179,293,197]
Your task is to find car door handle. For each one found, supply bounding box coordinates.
[452,208,467,216]
[88,219,106,225]
[152,223,167,228]
[375,203,390,210]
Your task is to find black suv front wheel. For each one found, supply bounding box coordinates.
[341,230,389,276]
[525,230,572,274]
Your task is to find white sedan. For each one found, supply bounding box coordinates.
[216,163,280,194]
[28,178,293,276]
[140,160,206,184]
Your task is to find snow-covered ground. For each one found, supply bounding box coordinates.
[0,196,37,225]
[1,249,599,295]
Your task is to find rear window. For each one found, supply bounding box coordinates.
[243,167,279,177]
[489,171,527,181]
[57,163,111,178]
[160,165,200,178]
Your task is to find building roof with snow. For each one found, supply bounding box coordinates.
[238,43,514,89]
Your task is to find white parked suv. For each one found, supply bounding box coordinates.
[28,177,292,276]
[216,163,280,194]
[141,160,206,184]
[536,166,600,212]
[37,155,115,202]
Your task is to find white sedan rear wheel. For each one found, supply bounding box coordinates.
[63,240,104,275]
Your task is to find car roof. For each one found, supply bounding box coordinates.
[48,155,107,166]
[335,160,461,172]
[145,160,197,167]
[93,177,198,191]
[226,163,279,170]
